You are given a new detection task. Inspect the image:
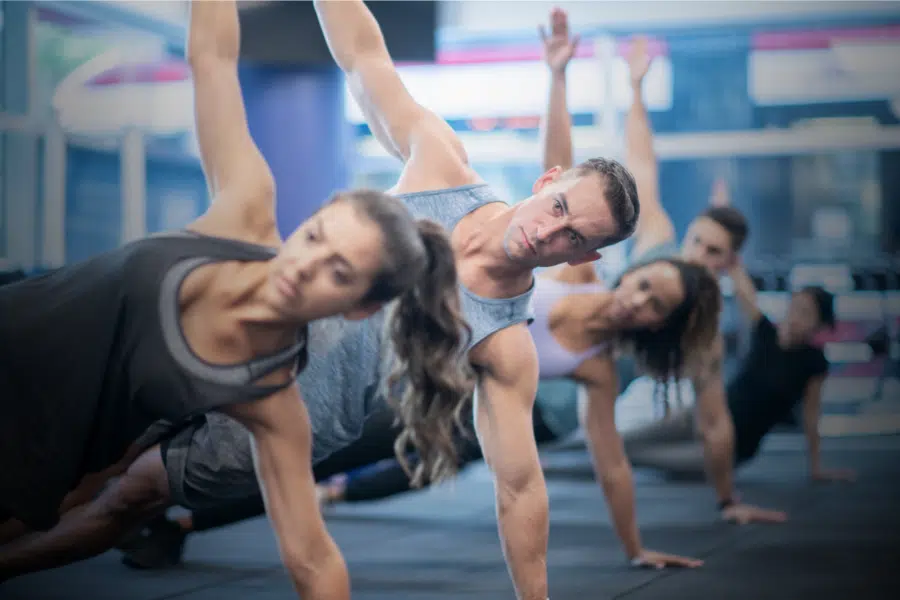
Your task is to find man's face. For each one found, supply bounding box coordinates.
[681,217,736,275]
[503,168,622,268]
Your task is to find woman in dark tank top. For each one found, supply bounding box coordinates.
[0,1,474,595]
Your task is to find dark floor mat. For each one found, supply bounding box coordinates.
[2,433,898,599]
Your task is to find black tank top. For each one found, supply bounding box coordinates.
[0,231,306,530]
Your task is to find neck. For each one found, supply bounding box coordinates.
[228,262,303,330]
[459,204,533,281]
[584,291,619,337]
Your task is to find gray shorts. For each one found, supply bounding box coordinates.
[160,413,260,510]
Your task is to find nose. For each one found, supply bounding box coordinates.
[286,251,324,283]
[630,291,650,311]
[535,221,566,243]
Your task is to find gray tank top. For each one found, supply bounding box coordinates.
[300,183,535,462]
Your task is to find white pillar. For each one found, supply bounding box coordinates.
[120,127,147,244]
[41,112,67,267]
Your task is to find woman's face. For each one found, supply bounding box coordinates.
[609,261,686,330]
[778,291,822,346]
[269,201,385,322]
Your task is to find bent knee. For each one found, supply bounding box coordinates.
[104,446,171,517]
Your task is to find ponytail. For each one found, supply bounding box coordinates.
[383,220,476,487]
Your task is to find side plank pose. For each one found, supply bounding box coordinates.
[119,250,723,571]
[536,11,794,566]
[0,3,640,599]
[622,262,857,484]
[0,2,474,597]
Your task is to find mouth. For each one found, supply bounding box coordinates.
[274,274,298,300]
[521,228,537,255]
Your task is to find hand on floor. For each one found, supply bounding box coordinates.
[812,467,856,483]
[630,549,704,569]
[721,503,788,525]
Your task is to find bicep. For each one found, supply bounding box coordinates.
[190,57,277,239]
[692,338,730,427]
[473,334,540,488]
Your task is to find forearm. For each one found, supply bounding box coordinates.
[541,70,573,171]
[313,0,384,73]
[187,0,239,63]
[625,83,654,175]
[803,414,822,474]
[593,463,643,558]
[700,414,736,503]
[496,474,550,600]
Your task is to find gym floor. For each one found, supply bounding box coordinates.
[4,433,899,599]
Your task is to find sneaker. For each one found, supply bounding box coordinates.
[119,517,187,570]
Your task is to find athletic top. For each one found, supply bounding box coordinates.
[0,231,305,530]
[529,276,611,379]
[727,315,828,461]
[300,183,535,462]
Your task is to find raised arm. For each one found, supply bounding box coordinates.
[624,37,675,257]
[728,260,763,325]
[469,326,548,600]
[223,386,349,600]
[312,0,469,187]
[187,0,277,243]
[574,355,702,568]
[539,8,578,172]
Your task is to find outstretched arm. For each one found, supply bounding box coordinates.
[803,376,855,482]
[187,0,277,243]
[574,355,702,569]
[312,0,469,187]
[224,386,349,600]
[691,341,788,525]
[469,326,548,600]
[539,8,578,172]
[624,37,675,257]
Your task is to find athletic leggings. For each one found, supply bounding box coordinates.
[188,402,559,533]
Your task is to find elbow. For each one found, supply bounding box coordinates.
[494,462,544,511]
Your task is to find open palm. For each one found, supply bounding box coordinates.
[540,7,580,73]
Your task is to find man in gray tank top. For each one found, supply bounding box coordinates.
[299,5,636,598]
[0,5,638,597]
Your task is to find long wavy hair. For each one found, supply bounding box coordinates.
[331,191,477,487]
[612,257,722,414]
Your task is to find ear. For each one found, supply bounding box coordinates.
[567,250,601,266]
[532,166,563,194]
[343,302,383,321]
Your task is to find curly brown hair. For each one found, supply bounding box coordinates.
[613,257,722,408]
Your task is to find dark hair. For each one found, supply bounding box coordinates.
[797,285,835,330]
[332,190,477,487]
[613,257,722,387]
[568,158,640,248]
[699,206,749,252]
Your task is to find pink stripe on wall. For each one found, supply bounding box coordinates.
[753,25,900,50]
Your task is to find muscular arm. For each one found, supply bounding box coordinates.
[312,0,469,188]
[624,38,675,257]
[573,355,642,558]
[469,326,548,600]
[186,0,277,243]
[224,386,349,600]
[691,337,737,505]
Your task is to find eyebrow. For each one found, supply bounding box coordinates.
[318,217,355,275]
[558,193,586,245]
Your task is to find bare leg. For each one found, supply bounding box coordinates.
[0,441,148,547]
[0,445,171,580]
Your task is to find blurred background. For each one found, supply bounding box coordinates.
[1,0,899,433]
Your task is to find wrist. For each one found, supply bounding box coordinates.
[717,496,736,511]
[550,68,567,81]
